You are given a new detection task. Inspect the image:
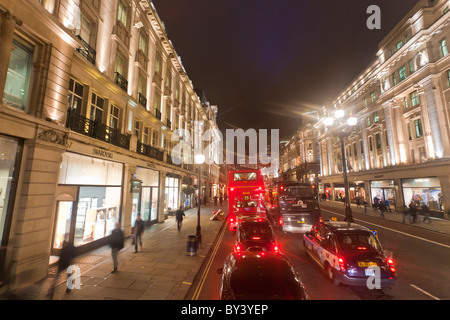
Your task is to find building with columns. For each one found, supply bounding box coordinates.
[0,0,220,289]
[316,0,450,218]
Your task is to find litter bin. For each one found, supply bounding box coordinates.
[187,235,198,256]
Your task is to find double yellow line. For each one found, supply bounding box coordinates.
[191,222,228,300]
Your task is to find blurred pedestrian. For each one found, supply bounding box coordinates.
[109,222,124,272]
[219,195,223,206]
[175,206,185,231]
[409,200,418,223]
[379,201,387,219]
[214,195,218,206]
[421,204,432,224]
[402,206,411,224]
[134,214,145,253]
[48,239,76,298]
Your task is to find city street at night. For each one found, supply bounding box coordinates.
[1,0,450,309]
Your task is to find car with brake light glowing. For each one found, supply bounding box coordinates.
[234,218,280,254]
[303,220,397,288]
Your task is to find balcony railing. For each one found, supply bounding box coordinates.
[75,35,96,65]
[154,108,162,120]
[138,93,147,108]
[136,140,164,161]
[166,154,182,167]
[114,72,128,92]
[66,109,130,150]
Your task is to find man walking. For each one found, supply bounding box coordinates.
[109,222,124,272]
[134,214,145,253]
[175,206,186,231]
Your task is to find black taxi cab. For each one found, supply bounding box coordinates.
[303,220,397,288]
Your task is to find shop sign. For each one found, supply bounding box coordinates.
[92,148,113,159]
[130,179,142,193]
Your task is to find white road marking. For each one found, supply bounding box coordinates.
[410,284,441,300]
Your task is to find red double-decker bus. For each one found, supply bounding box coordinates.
[227,170,266,231]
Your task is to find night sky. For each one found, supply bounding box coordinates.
[151,0,418,139]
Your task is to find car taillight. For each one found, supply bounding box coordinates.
[279,216,284,226]
[338,257,346,272]
[387,258,396,273]
[252,236,261,240]
[234,244,241,253]
[319,216,323,223]
[273,244,280,253]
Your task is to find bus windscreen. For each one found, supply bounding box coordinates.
[282,186,316,200]
[233,172,258,181]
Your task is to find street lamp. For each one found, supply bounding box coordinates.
[324,110,357,223]
[195,153,205,246]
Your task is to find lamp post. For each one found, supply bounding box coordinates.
[195,153,205,246]
[324,110,357,223]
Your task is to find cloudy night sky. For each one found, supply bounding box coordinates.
[151,0,418,139]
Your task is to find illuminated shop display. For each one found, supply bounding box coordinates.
[56,152,123,249]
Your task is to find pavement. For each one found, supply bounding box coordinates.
[1,203,227,300]
[319,200,450,236]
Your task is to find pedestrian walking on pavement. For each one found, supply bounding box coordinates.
[219,195,223,206]
[421,204,432,224]
[409,200,418,223]
[402,206,411,224]
[109,222,124,272]
[48,239,76,298]
[134,214,145,253]
[379,201,387,219]
[175,206,186,231]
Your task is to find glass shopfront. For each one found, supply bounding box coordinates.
[402,177,442,212]
[165,175,180,214]
[55,152,123,250]
[0,135,21,282]
[132,167,159,226]
[370,180,396,209]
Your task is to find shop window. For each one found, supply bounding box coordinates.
[165,176,179,213]
[53,201,73,249]
[74,186,121,247]
[402,177,442,212]
[3,36,34,111]
[59,152,123,186]
[0,136,20,249]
